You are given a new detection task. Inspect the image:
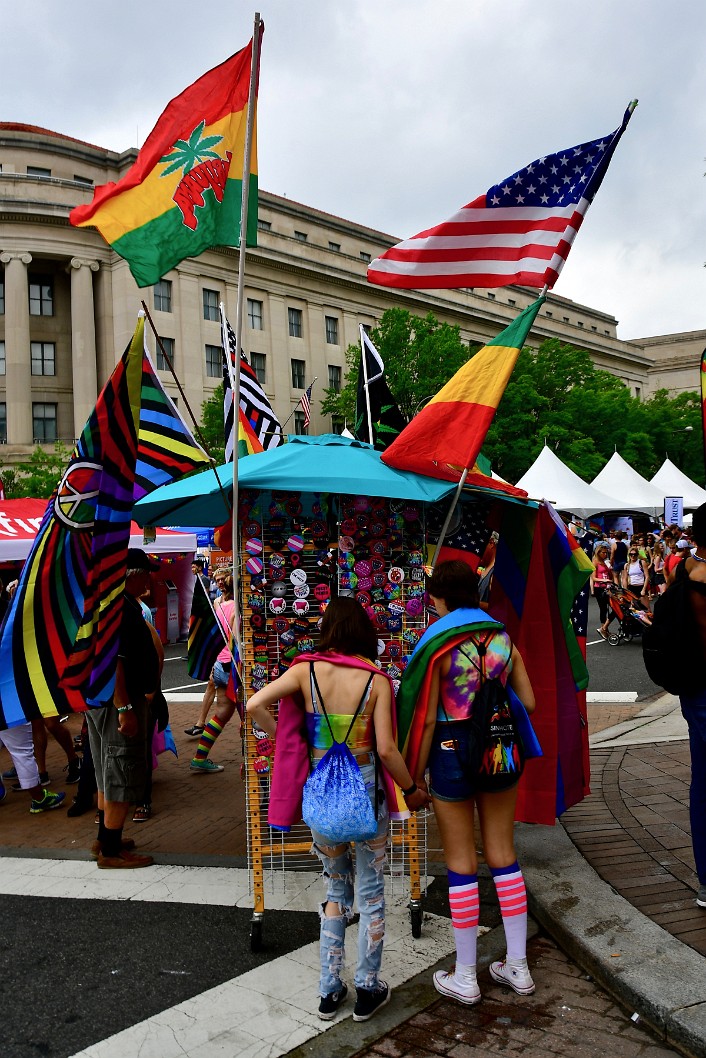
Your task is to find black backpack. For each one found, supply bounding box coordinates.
[642,561,706,696]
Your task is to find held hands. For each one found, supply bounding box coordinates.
[404,777,431,812]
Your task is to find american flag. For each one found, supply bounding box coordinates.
[221,309,282,460]
[367,103,636,291]
[300,382,314,430]
[427,497,498,572]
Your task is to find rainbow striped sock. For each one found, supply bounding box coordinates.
[193,715,224,762]
[491,861,528,961]
[447,869,479,968]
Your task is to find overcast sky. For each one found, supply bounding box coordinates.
[3,0,705,340]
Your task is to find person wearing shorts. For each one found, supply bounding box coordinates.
[405,560,536,1007]
[86,549,161,869]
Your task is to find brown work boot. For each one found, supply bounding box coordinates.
[91,838,136,860]
[97,849,153,870]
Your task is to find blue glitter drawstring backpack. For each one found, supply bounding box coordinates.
[302,665,378,843]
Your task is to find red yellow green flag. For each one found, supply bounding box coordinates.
[381,297,545,481]
[70,35,262,287]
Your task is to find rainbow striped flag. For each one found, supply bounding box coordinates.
[187,578,221,682]
[69,36,262,287]
[0,317,210,728]
[381,298,544,481]
[238,408,264,458]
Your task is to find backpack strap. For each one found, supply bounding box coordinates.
[458,632,511,684]
[309,662,374,746]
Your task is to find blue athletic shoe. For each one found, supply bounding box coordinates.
[0,782,6,803]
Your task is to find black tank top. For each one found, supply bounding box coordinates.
[613,541,628,563]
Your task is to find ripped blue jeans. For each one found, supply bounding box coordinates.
[310,760,389,996]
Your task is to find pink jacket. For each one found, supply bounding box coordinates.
[267,652,408,831]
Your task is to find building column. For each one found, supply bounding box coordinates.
[0,251,33,445]
[68,257,100,437]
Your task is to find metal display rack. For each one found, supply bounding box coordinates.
[237,487,430,951]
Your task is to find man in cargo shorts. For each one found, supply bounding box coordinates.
[86,549,162,869]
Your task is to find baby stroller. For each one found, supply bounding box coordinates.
[606,584,652,646]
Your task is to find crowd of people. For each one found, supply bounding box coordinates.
[590,523,695,638]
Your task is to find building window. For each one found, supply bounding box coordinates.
[247,298,263,330]
[27,165,51,178]
[508,298,516,306]
[33,403,57,443]
[563,316,570,323]
[0,278,4,314]
[329,241,341,252]
[635,387,642,400]
[294,231,308,242]
[577,321,584,328]
[361,323,372,336]
[203,288,219,322]
[29,276,53,316]
[258,219,271,231]
[360,251,371,262]
[328,365,341,392]
[331,416,345,434]
[154,279,172,312]
[288,307,303,338]
[0,403,6,443]
[31,341,55,376]
[545,310,553,318]
[294,410,307,435]
[0,341,5,375]
[487,292,496,300]
[325,316,339,345]
[291,358,306,389]
[591,325,597,332]
[157,336,174,371]
[251,352,266,385]
[205,344,222,378]
[74,175,93,186]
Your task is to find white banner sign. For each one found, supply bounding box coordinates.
[664,496,684,525]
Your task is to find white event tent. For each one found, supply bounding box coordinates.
[515,445,623,519]
[591,452,666,519]
[650,458,706,510]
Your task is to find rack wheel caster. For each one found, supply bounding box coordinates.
[410,902,423,938]
[250,914,263,952]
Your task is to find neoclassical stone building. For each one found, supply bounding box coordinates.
[0,122,701,463]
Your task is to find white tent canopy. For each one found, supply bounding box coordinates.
[650,458,706,511]
[591,452,666,518]
[514,445,624,519]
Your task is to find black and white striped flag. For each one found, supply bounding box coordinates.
[221,308,283,461]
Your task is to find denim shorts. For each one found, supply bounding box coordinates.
[429,721,478,801]
[213,660,231,688]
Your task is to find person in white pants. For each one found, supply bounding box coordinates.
[0,721,66,813]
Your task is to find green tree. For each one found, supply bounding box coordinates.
[199,383,226,465]
[0,442,72,498]
[484,338,703,485]
[321,308,473,427]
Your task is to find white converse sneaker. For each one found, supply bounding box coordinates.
[433,968,481,1005]
[489,957,535,995]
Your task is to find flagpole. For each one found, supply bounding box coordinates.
[231,11,263,668]
[360,326,374,444]
[430,468,469,571]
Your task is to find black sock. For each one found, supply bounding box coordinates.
[101,825,123,857]
[96,809,107,845]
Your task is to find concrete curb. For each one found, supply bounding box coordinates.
[515,821,706,1058]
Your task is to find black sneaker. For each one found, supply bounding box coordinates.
[64,759,81,784]
[12,771,50,792]
[318,983,348,1020]
[353,981,391,1022]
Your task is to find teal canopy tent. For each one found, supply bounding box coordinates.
[134,435,461,528]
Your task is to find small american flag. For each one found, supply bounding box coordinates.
[301,382,314,429]
[368,103,635,291]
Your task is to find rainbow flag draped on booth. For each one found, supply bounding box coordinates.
[69,35,262,287]
[0,317,210,729]
[382,298,544,482]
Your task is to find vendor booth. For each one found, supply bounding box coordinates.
[135,435,591,949]
[0,499,197,641]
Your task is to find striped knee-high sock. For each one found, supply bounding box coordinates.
[491,861,528,960]
[447,869,480,968]
[193,715,224,762]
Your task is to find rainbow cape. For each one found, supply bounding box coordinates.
[70,36,262,287]
[397,608,503,782]
[381,298,544,481]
